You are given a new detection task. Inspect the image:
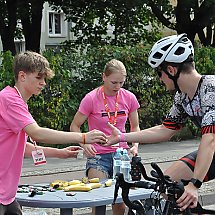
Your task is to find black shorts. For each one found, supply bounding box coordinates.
[180,150,215,181]
[0,200,22,215]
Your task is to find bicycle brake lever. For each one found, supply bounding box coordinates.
[151,162,165,180]
[151,170,158,178]
[135,160,157,182]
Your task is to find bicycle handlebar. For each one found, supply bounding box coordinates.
[113,157,215,214]
[114,172,157,211]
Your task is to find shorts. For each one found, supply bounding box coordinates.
[180,150,215,181]
[86,153,114,178]
[0,200,22,215]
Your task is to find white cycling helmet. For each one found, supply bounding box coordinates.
[148,33,194,68]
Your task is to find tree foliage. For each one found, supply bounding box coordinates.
[50,0,161,47]
[50,0,215,46]
[0,0,214,55]
[1,45,215,140]
[149,0,215,46]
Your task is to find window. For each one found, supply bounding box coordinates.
[48,12,66,37]
[15,41,25,53]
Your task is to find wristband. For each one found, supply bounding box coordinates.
[190,178,202,188]
[120,133,126,142]
[82,133,86,144]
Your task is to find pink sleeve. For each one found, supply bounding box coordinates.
[4,102,35,133]
[78,94,93,117]
[129,92,140,112]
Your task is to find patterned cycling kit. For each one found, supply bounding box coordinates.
[162,75,215,181]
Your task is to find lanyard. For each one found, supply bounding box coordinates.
[101,86,119,125]
[14,86,27,103]
[29,137,38,150]
[14,86,37,149]
[14,86,22,99]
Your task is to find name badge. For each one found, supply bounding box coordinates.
[32,149,47,166]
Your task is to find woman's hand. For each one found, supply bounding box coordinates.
[130,145,138,156]
[80,144,97,157]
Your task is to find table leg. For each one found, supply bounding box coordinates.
[95,205,106,215]
[60,208,73,215]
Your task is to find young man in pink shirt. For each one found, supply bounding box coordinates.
[0,51,107,215]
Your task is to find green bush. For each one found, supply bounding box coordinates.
[0,45,215,145]
[0,51,14,89]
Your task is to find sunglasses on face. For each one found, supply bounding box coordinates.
[154,67,162,78]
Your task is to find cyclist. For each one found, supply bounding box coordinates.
[106,33,215,211]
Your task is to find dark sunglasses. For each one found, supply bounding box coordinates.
[154,67,162,78]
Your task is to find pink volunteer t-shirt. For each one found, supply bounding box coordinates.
[0,86,35,205]
[79,87,140,154]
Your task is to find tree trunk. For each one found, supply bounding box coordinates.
[18,0,44,53]
[0,0,17,55]
[1,30,16,55]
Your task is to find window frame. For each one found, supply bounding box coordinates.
[48,11,67,38]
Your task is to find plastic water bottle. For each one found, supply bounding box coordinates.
[121,149,131,181]
[113,148,122,179]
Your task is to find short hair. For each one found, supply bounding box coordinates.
[161,58,195,74]
[13,51,54,80]
[103,59,126,76]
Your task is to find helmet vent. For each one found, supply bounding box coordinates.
[153,52,163,59]
[181,37,189,42]
[161,44,171,51]
[174,47,185,55]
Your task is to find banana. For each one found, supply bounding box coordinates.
[62,182,69,187]
[50,182,60,187]
[104,179,112,187]
[89,178,100,183]
[82,177,89,183]
[68,180,82,185]
[64,184,92,192]
[88,183,102,189]
[50,180,65,187]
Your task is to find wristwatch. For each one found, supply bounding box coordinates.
[190,178,202,188]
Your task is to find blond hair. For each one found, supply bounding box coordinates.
[103,59,126,76]
[13,51,54,80]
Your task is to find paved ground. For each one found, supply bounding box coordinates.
[20,139,215,215]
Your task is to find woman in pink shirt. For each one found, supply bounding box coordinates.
[70,59,140,215]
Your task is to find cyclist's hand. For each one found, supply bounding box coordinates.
[176,182,198,211]
[104,123,121,146]
[80,144,97,157]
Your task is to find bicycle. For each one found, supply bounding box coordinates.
[113,156,215,215]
